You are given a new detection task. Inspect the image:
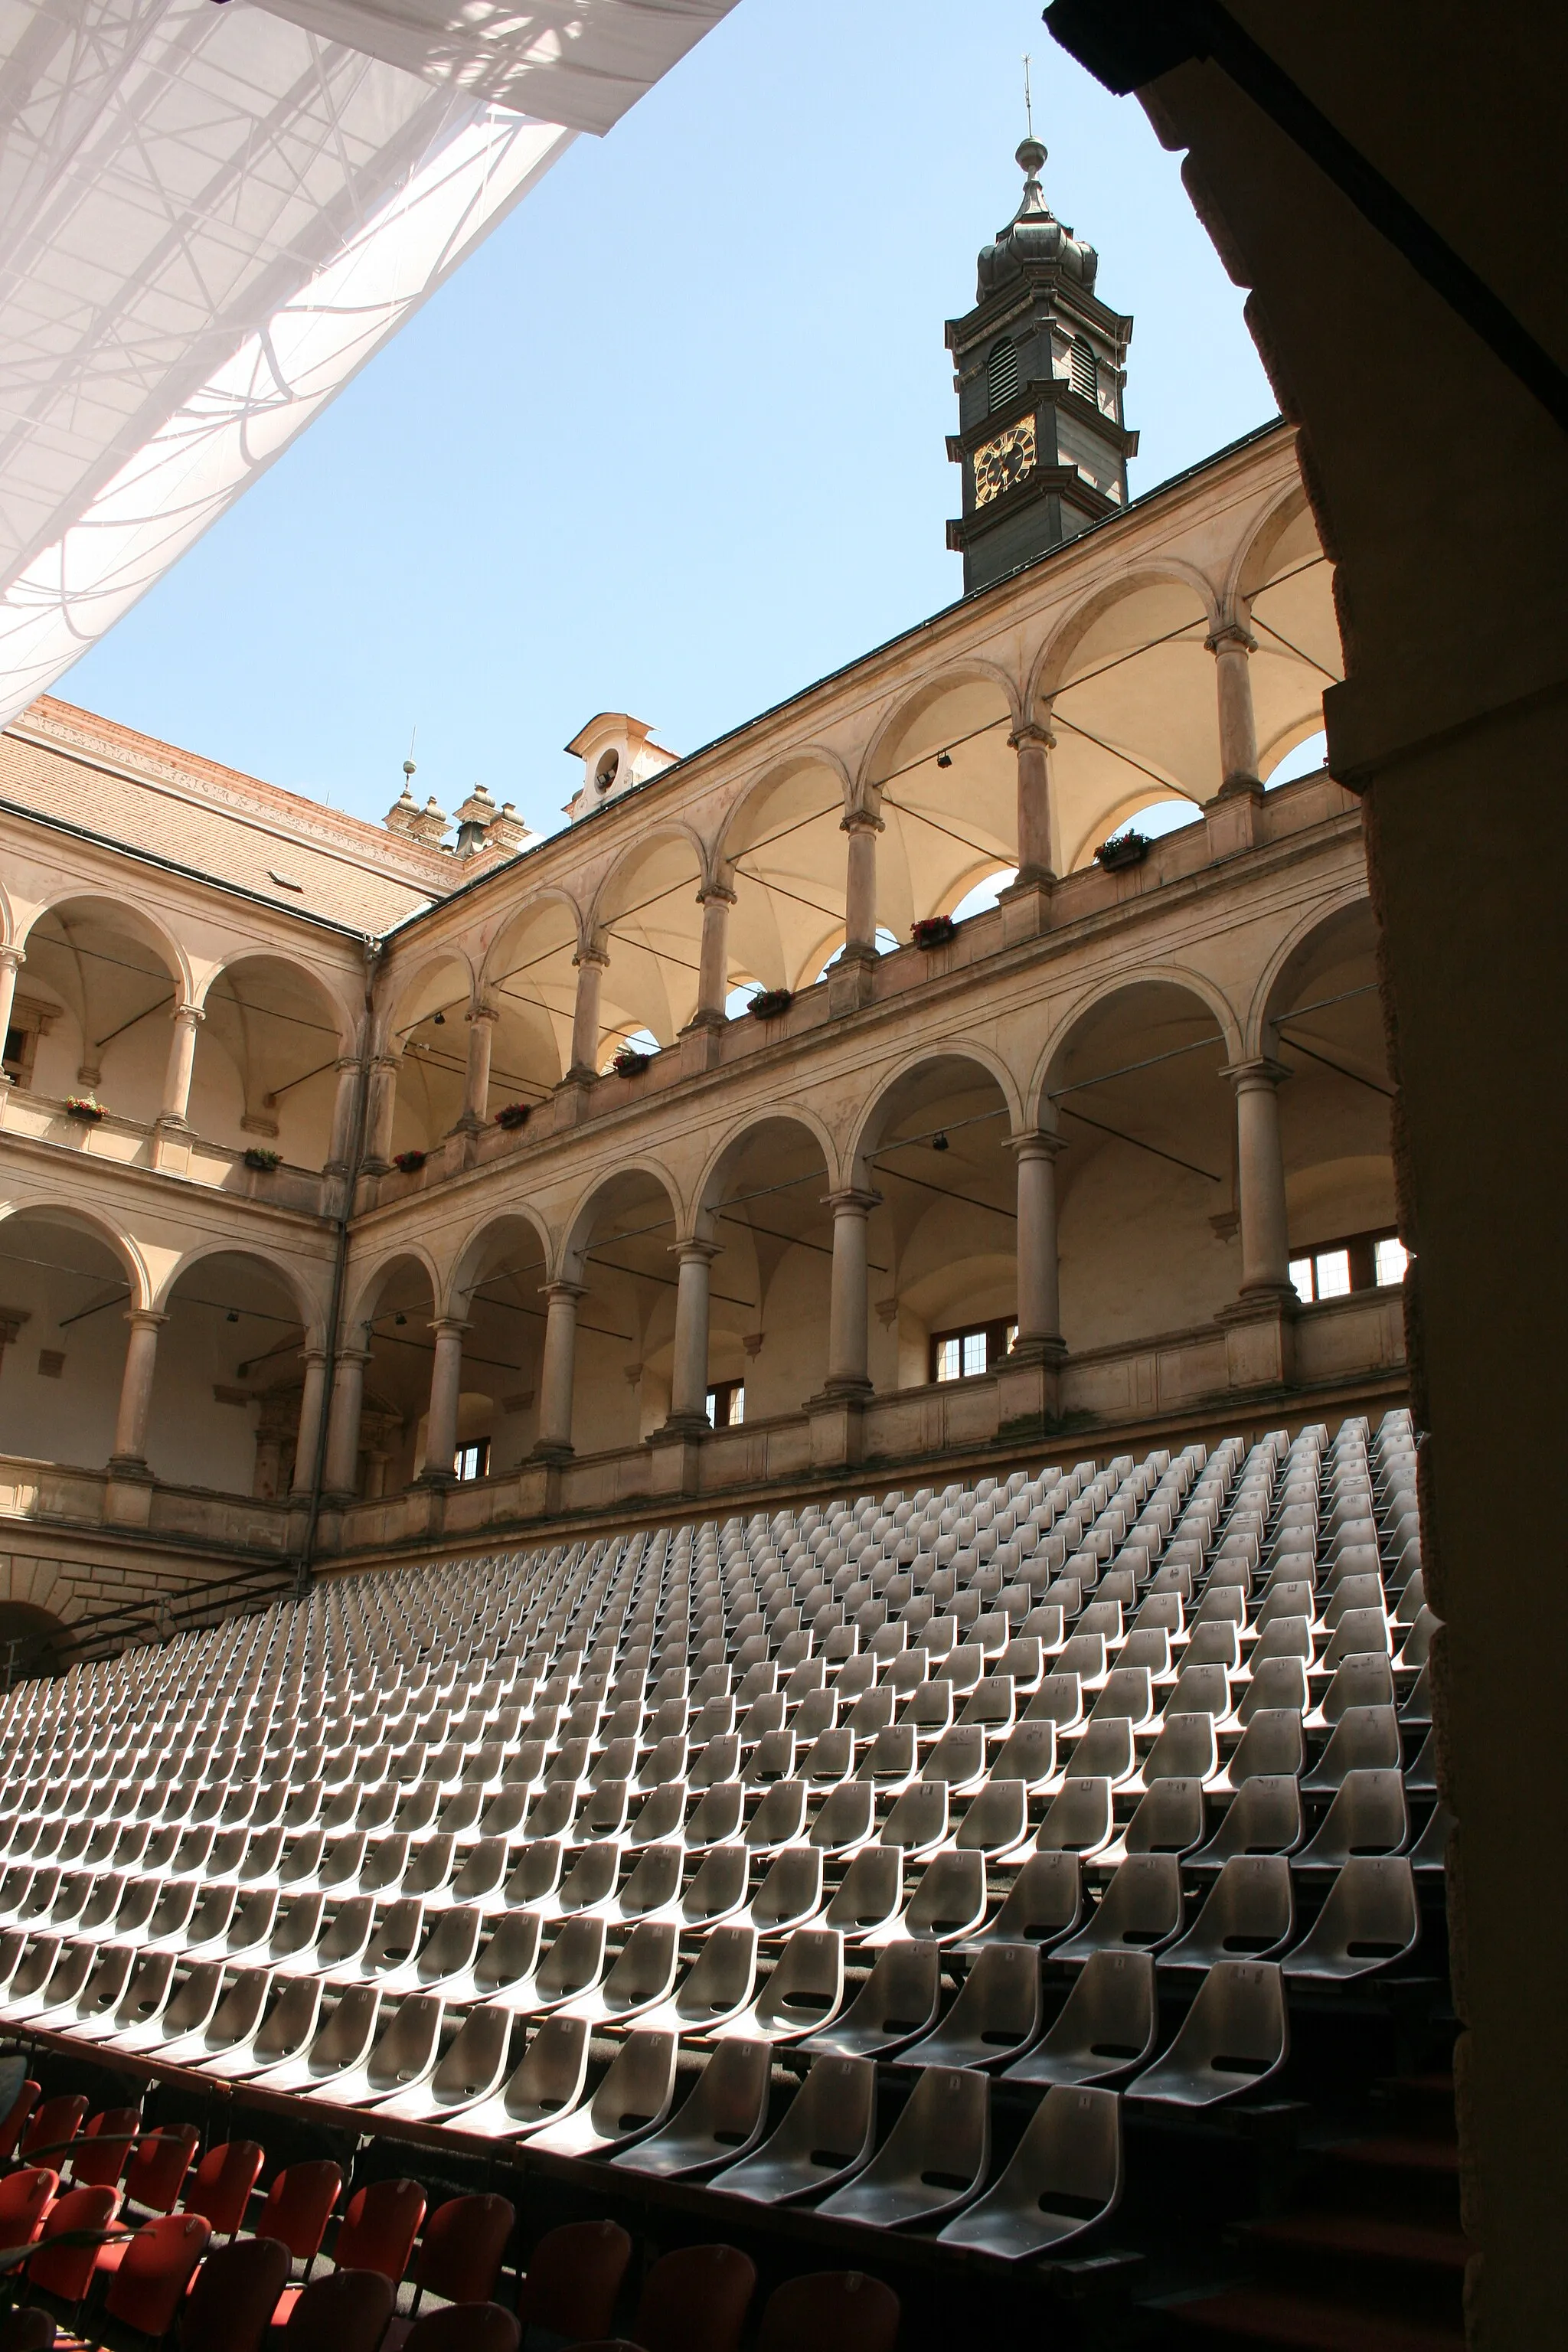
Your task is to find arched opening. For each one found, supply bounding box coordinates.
[565,1171,681,1449]
[1038,576,1217,870]
[1260,901,1396,1301]
[482,897,580,1110]
[449,1214,551,1474]
[352,1253,439,1496]
[194,956,350,1168]
[0,1208,142,1469]
[697,1116,835,1419]
[854,1055,1016,1390]
[146,1251,311,1494]
[1045,980,1234,1349]
[0,1601,67,1681]
[387,954,472,1154]
[15,897,182,1124]
[865,674,1018,936]
[720,759,851,998]
[1236,490,1343,786]
[595,832,704,1063]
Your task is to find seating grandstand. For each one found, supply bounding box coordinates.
[0,1408,1458,2347]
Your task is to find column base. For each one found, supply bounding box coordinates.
[646,1421,708,1498]
[103,1464,155,1527]
[526,1439,574,1466]
[827,952,878,1016]
[804,1388,871,1469]
[997,872,1056,946]
[995,1351,1064,1432]
[1216,1289,1299,1390]
[677,1022,724,1077]
[1204,782,1264,858]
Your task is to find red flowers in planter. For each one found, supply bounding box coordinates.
[493,1103,531,1131]
[392,1148,427,1171]
[911,914,958,949]
[746,988,794,1020]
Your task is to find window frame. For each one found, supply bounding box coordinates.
[1289,1226,1406,1305]
[707,1379,745,1429]
[452,1437,491,1482]
[928,1317,1018,1384]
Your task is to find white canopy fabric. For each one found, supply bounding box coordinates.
[0,0,733,726]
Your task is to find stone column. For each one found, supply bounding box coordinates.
[1227,1059,1294,1297]
[689,887,735,1027]
[1011,720,1060,884]
[532,1282,585,1459]
[362,1054,400,1171]
[1009,1132,1068,1361]
[567,949,609,1080]
[0,947,23,1074]
[109,1309,167,1468]
[158,1004,204,1126]
[1208,622,1262,795]
[289,1348,331,1497]
[420,1318,468,1481]
[841,812,882,958]
[455,1006,498,1131]
[322,1344,371,1499]
[823,1190,880,1395]
[324,1056,361,1171]
[667,1242,719,1429]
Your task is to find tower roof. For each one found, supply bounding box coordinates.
[976,139,1099,302]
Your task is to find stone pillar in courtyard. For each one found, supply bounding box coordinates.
[566,949,608,1083]
[808,1189,880,1468]
[1217,1056,1297,1391]
[1206,621,1266,856]
[322,1344,371,1500]
[419,1318,468,1481]
[830,812,882,1012]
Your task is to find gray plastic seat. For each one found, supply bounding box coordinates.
[749,1845,822,1934]
[897,1941,1042,2071]
[1054,1854,1182,1963]
[560,1918,679,2027]
[552,1839,624,1917]
[377,2001,514,2123]
[458,2012,590,2140]
[626,1783,687,1847]
[724,1925,844,2040]
[818,2064,989,2228]
[1295,1769,1409,1868]
[643,1922,759,2035]
[1409,1802,1452,1872]
[1100,1779,1205,1864]
[312,1896,375,1977]
[939,2083,1122,2258]
[1034,1777,1115,1857]
[824,1847,903,1940]
[377,1903,482,1993]
[1285,1857,1419,1979]
[810,1780,876,1854]
[955,1780,1028,1857]
[968,1851,1083,1950]
[60,1941,139,2040]
[256,1980,381,2092]
[689,1782,747,1847]
[801,1939,940,2060]
[1309,1653,1396,1729]
[680,1843,750,1928]
[1129,1713,1218,1792]
[1191,1775,1302,1870]
[1233,1658,1309,1726]
[1209,1710,1305,1794]
[206,1970,320,2079]
[1004,1949,1158,2087]
[531,1913,607,2009]
[921,1726,989,1792]
[1161,1855,1295,1970]
[893,1850,988,1944]
[452,1910,543,2008]
[159,1962,273,2066]
[1063,1717,1136,1785]
[1129,1958,1288,2105]
[609,1842,684,1924]
[613,2037,773,2177]
[988,1720,1060,1792]
[122,1952,220,2053]
[312,1989,445,2109]
[1300,1707,1401,1793]
[714,2053,876,2203]
[880,1781,948,1858]
[528,2025,678,2156]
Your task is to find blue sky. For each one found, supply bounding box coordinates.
[63,0,1279,837]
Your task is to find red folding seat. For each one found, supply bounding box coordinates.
[629,2245,756,2352]
[283,2268,396,2352]
[252,2160,342,2267]
[69,2107,141,2188]
[18,2096,86,2166]
[180,2236,291,2352]
[0,2082,40,2163]
[332,2177,426,2281]
[24,2183,120,2308]
[401,2307,518,2352]
[756,2272,902,2352]
[405,2192,514,2316]
[102,2211,211,2337]
[122,2124,200,2216]
[516,2219,631,2345]
[181,2138,265,2237]
[0,2168,55,2254]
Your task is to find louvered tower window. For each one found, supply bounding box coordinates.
[986,337,1020,410]
[1070,337,1099,403]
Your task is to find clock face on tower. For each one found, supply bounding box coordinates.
[973,415,1037,508]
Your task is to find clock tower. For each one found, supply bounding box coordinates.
[946,139,1138,593]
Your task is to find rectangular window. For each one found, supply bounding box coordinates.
[2,1024,22,1078]
[1289,1256,1315,1305]
[707,1380,745,1429]
[930,1318,1017,1383]
[453,1439,490,1481]
[1374,1236,1409,1286]
[1314,1249,1352,1299]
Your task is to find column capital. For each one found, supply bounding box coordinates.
[1009,719,1057,751]
[466,1002,500,1027]
[172,1001,204,1027]
[572,944,610,972]
[840,808,884,838]
[123,1308,168,1332]
[0,945,24,974]
[670,1239,721,1266]
[301,1345,331,1369]
[429,1315,470,1339]
[542,1279,588,1305]
[823,1187,882,1216]
[371,1049,401,1074]
[697,882,737,908]
[1008,1128,1067,1161]
[1220,1055,1292,1090]
[1206,622,1258,655]
[335,1343,373,1369]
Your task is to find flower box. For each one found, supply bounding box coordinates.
[1096,831,1149,872]
[911,914,958,949]
[493,1104,531,1132]
[612,1048,652,1078]
[392,1148,427,1172]
[243,1147,281,1172]
[64,1097,105,1122]
[747,988,794,1021]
